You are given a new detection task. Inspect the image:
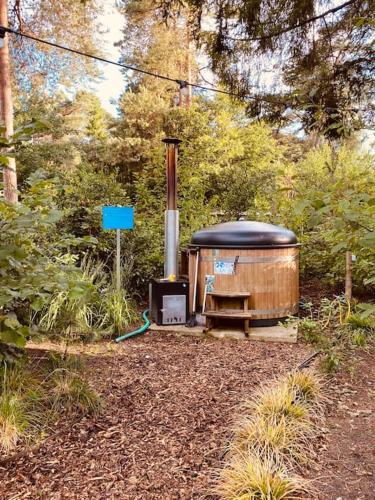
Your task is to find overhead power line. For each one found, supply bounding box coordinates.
[225,0,358,42]
[0,23,369,115]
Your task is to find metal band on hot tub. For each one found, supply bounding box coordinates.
[207,305,299,315]
[199,255,299,264]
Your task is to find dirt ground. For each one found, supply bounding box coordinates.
[0,332,374,499]
[0,333,311,499]
[313,348,375,500]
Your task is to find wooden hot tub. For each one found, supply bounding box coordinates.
[188,221,299,327]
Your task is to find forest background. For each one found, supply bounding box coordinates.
[1,0,374,354]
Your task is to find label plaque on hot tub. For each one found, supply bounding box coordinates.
[214,260,235,275]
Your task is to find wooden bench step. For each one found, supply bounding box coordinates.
[207,291,251,298]
[203,310,252,319]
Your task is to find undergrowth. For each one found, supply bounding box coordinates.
[0,352,103,455]
[37,257,138,342]
[298,296,375,373]
[216,370,322,499]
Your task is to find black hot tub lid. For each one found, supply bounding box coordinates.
[190,221,298,248]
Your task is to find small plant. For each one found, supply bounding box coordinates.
[346,313,374,332]
[350,329,368,347]
[283,370,323,405]
[320,347,341,374]
[49,370,102,415]
[216,452,307,499]
[298,318,324,345]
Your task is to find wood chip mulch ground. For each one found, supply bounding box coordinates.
[0,333,311,499]
[312,348,375,500]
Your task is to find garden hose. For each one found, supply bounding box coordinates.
[114,309,150,343]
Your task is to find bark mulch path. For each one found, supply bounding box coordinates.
[0,333,311,499]
[313,347,375,500]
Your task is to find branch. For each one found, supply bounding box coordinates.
[224,0,358,42]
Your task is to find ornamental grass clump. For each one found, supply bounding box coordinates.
[243,384,313,426]
[282,370,323,407]
[216,452,308,500]
[217,370,324,498]
[0,364,44,453]
[232,415,310,466]
[49,370,103,415]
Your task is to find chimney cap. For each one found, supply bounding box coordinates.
[162,137,182,145]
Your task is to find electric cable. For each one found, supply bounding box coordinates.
[224,0,358,42]
[0,19,371,116]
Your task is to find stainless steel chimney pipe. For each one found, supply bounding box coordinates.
[162,138,181,279]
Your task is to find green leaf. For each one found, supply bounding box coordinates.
[331,241,347,253]
[68,286,86,299]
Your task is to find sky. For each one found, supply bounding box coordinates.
[93,2,125,116]
[93,2,374,150]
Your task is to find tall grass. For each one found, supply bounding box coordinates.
[38,257,138,341]
[0,364,43,453]
[98,289,138,335]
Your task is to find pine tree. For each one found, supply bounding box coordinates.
[159,0,374,138]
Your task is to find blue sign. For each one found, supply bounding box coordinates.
[102,206,134,230]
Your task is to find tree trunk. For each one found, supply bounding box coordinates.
[185,24,192,107]
[0,0,18,203]
[345,251,352,302]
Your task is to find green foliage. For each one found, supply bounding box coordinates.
[298,318,324,345]
[49,370,103,415]
[279,144,375,291]
[160,0,373,138]
[299,297,375,373]
[0,362,44,453]
[0,170,99,354]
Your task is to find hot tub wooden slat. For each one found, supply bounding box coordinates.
[203,310,252,319]
[208,291,251,298]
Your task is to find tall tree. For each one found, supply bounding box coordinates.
[160,0,374,138]
[0,0,17,202]
[8,0,103,96]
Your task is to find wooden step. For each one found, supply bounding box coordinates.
[207,291,251,298]
[203,310,252,319]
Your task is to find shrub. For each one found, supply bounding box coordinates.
[216,453,307,500]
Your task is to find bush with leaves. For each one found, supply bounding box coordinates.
[0,171,97,359]
[277,144,375,292]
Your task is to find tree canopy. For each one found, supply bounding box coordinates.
[159,0,374,138]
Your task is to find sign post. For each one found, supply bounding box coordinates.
[102,206,134,292]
